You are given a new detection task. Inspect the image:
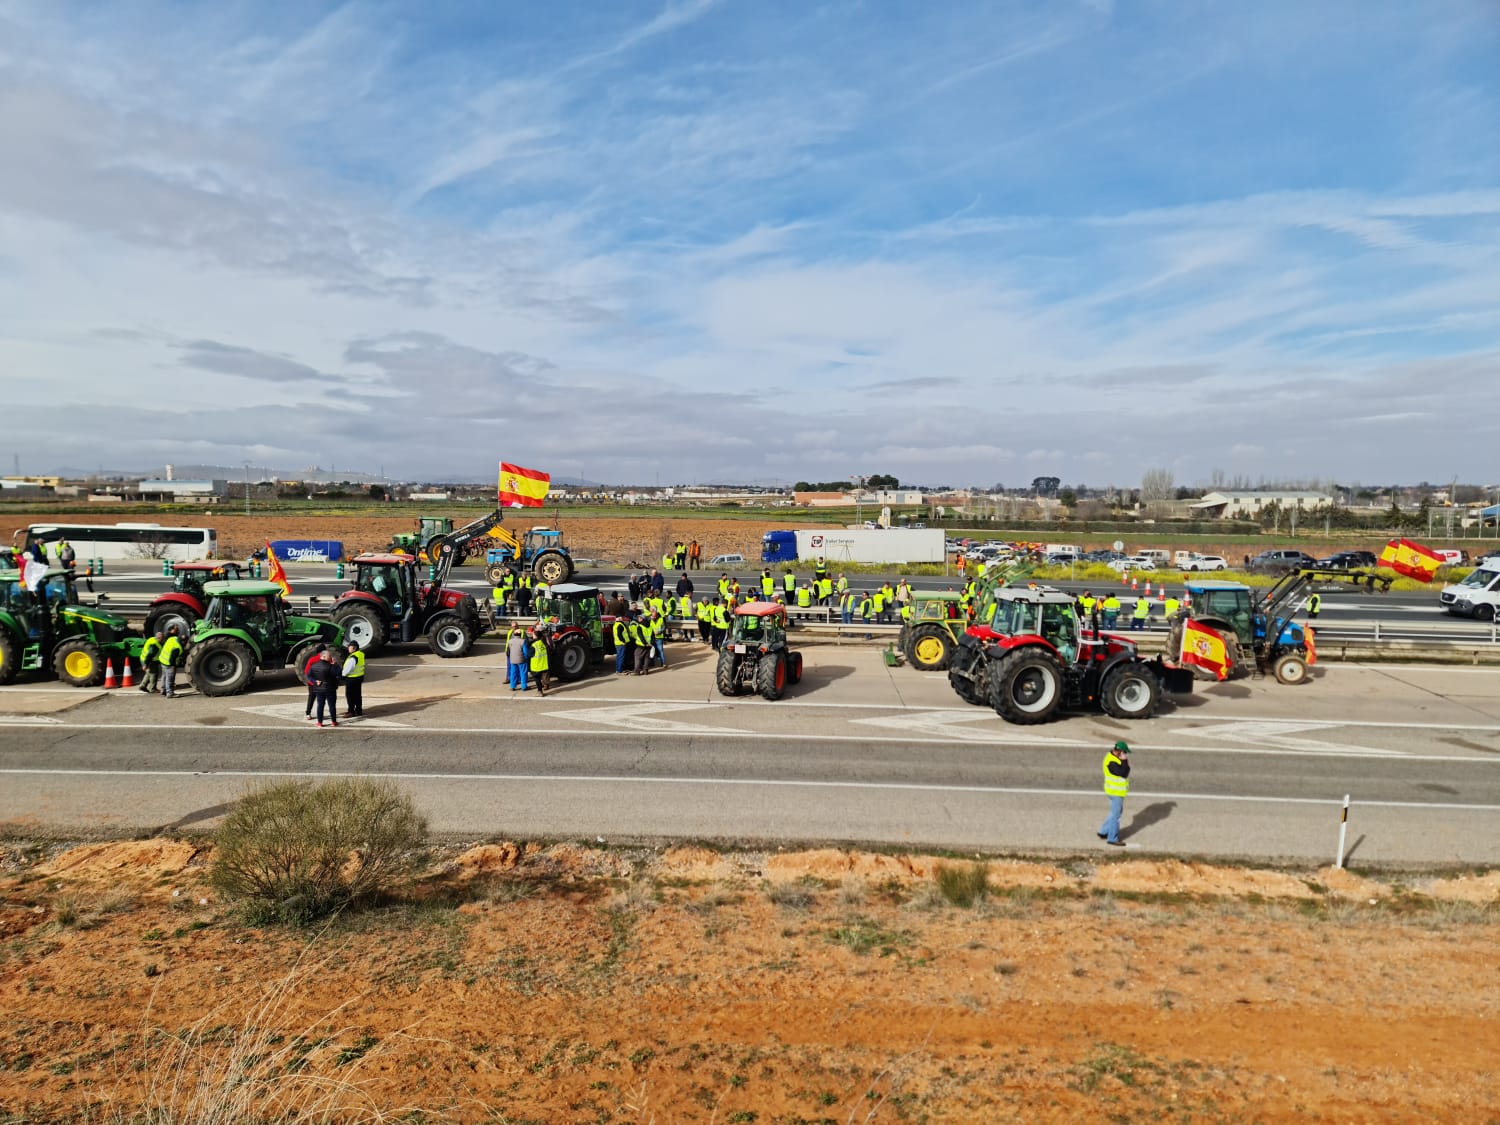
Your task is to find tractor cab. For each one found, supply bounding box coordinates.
[535,582,605,650]
[389,517,454,557]
[523,527,565,554]
[199,580,288,648]
[1181,581,1257,644]
[349,554,417,618]
[170,561,243,598]
[729,601,787,647]
[978,589,1083,665]
[910,591,964,622]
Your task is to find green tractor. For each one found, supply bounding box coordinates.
[388,517,454,560]
[184,580,343,697]
[898,591,969,671]
[0,567,145,686]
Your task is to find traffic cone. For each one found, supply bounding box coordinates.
[120,658,135,689]
[1184,592,1193,608]
[1131,577,1138,591]
[1157,587,1165,601]
[1120,571,1128,585]
[1144,580,1152,595]
[102,660,117,689]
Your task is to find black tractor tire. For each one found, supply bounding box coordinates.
[947,645,988,706]
[553,633,591,681]
[485,563,509,585]
[288,640,325,685]
[1273,652,1310,685]
[904,625,954,672]
[53,639,106,687]
[715,650,741,696]
[426,615,473,659]
[787,651,803,684]
[187,636,257,697]
[0,630,16,685]
[332,603,388,656]
[990,648,1065,725]
[1100,662,1162,720]
[144,606,198,642]
[534,552,573,585]
[756,652,788,701]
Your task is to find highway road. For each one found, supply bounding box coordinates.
[2,645,1497,867]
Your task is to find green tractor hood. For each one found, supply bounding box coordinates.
[287,614,344,645]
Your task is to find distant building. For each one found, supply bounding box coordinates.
[871,490,925,506]
[408,491,452,502]
[2,475,61,489]
[1189,490,1329,518]
[793,491,855,507]
[136,479,229,503]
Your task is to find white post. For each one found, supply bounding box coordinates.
[1335,794,1350,868]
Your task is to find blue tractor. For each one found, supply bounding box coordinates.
[1167,568,1390,685]
[482,525,575,586]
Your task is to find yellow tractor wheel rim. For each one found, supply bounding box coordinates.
[64,651,95,679]
[914,635,945,664]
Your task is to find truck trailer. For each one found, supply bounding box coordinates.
[760,528,945,565]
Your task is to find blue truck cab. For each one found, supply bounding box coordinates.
[761,530,797,563]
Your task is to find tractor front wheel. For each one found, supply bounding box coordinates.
[289,640,325,685]
[947,646,988,706]
[333,604,388,656]
[1100,662,1162,720]
[535,553,572,585]
[756,653,787,701]
[990,649,1064,725]
[787,651,803,684]
[715,651,741,696]
[426,616,474,659]
[904,626,953,672]
[1273,652,1310,685]
[0,631,17,685]
[485,564,509,585]
[553,633,591,681]
[187,636,256,696]
[144,607,197,642]
[53,639,106,687]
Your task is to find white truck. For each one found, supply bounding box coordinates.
[760,528,946,565]
[1439,561,1500,620]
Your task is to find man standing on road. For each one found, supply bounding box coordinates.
[158,626,185,699]
[1099,740,1130,846]
[688,539,701,570]
[1131,596,1150,631]
[614,614,634,673]
[507,626,529,691]
[308,647,339,727]
[138,631,164,694]
[528,628,551,695]
[341,641,366,716]
[1305,592,1322,620]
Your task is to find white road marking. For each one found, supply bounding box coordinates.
[545,702,751,735]
[850,710,1041,743]
[232,703,410,728]
[1172,719,1407,756]
[0,715,63,724]
[0,766,1496,812]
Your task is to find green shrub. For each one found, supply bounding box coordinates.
[210,778,428,925]
[934,861,990,907]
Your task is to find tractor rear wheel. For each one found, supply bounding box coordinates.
[904,626,953,672]
[715,650,741,696]
[0,631,16,685]
[426,616,473,658]
[553,633,591,681]
[990,649,1064,724]
[947,646,988,706]
[1273,652,1309,685]
[187,636,256,696]
[535,553,572,585]
[144,606,197,642]
[787,651,803,684]
[333,603,388,656]
[1100,662,1162,720]
[756,653,787,701]
[53,639,106,687]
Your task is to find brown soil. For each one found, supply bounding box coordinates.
[2,840,1497,1122]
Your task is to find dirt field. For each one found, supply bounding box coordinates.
[1,839,1497,1122]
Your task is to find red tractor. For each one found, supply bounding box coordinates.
[946,586,1192,724]
[329,553,483,658]
[143,561,245,638]
[715,602,803,700]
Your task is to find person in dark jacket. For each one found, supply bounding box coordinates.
[307,648,340,727]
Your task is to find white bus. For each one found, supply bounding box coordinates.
[13,523,219,562]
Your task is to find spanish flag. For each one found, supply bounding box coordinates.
[1179,618,1231,681]
[499,462,550,508]
[1378,538,1442,582]
[264,541,292,597]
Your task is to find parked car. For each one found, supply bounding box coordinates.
[1108,555,1157,572]
[708,553,747,567]
[1433,548,1466,566]
[1179,554,1228,571]
[1247,549,1319,574]
[1083,549,1127,563]
[1316,550,1378,570]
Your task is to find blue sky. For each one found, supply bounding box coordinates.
[1,0,1497,486]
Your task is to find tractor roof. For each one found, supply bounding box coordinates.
[352,553,417,566]
[1184,580,1249,592]
[202,580,285,597]
[994,586,1074,605]
[172,561,236,572]
[913,590,963,602]
[544,582,598,598]
[735,601,787,618]
[528,527,561,535]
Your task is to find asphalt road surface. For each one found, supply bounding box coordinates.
[2,644,1497,867]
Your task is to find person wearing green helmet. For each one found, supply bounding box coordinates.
[1098,740,1131,847]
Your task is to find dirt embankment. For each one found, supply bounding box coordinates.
[1,839,1497,1122]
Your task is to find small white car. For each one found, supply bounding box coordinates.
[708,553,747,567]
[1179,555,1228,571]
[1108,555,1157,572]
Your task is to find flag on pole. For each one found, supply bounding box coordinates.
[1179,618,1232,681]
[21,556,48,592]
[1378,538,1442,582]
[1304,625,1317,666]
[499,462,551,508]
[265,541,292,596]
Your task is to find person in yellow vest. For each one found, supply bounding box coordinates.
[813,557,828,584]
[341,642,366,716]
[858,592,873,622]
[1101,594,1122,628]
[836,574,849,597]
[1078,591,1096,621]
[718,573,732,600]
[817,576,833,605]
[795,584,812,609]
[839,590,854,625]
[1305,592,1321,620]
[782,570,796,596]
[1131,596,1150,632]
[976,559,988,579]
[138,631,164,694]
[515,572,534,617]
[761,569,775,598]
[1163,594,1180,618]
[527,628,550,695]
[158,626,185,698]
[661,550,674,571]
[613,616,633,674]
[880,583,895,621]
[711,598,729,650]
[649,609,667,668]
[1099,739,1130,846]
[899,601,913,624]
[870,588,886,623]
[677,592,693,630]
[695,599,712,644]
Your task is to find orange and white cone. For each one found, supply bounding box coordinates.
[120,658,135,689]
[1157,587,1165,601]
[102,660,117,689]
[1131,577,1138,591]
[1144,580,1152,595]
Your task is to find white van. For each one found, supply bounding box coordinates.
[1044,544,1080,559]
[1137,549,1172,566]
[1439,563,1500,620]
